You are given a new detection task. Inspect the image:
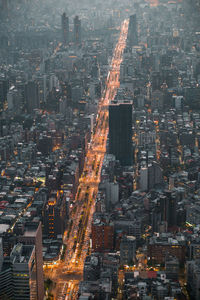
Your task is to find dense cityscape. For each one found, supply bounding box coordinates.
[0,0,200,299]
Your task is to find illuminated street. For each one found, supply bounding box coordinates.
[44,19,129,299]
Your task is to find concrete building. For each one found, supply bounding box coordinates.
[43,190,66,239]
[92,213,114,252]
[148,233,186,264]
[7,86,22,114]
[4,243,37,300]
[83,254,100,281]
[140,167,148,191]
[120,235,136,265]
[18,222,44,300]
[187,260,200,300]
[105,182,119,211]
[140,162,163,191]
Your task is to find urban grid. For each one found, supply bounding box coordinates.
[0,0,200,299]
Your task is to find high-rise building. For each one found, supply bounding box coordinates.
[11,244,37,300]
[0,255,12,299]
[7,86,22,114]
[140,167,148,191]
[61,12,69,45]
[165,190,177,229]
[140,162,163,191]
[43,190,66,239]
[148,161,163,190]
[25,80,39,113]
[120,235,136,265]
[74,16,81,45]
[0,243,37,300]
[104,182,119,211]
[127,14,138,47]
[109,100,133,166]
[187,260,200,300]
[0,77,9,109]
[18,222,44,300]
[92,213,114,252]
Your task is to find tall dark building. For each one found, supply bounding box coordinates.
[109,100,133,166]
[25,80,39,113]
[74,16,81,45]
[0,78,9,109]
[127,14,138,46]
[18,222,44,300]
[61,12,69,45]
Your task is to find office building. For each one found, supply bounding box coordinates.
[0,256,12,300]
[25,80,39,113]
[0,243,37,300]
[18,222,44,300]
[109,100,133,166]
[148,161,163,189]
[74,16,81,45]
[165,256,179,280]
[120,235,136,265]
[140,162,163,191]
[0,77,9,109]
[127,14,138,47]
[83,254,100,281]
[43,191,66,239]
[11,244,37,300]
[148,233,186,264]
[187,260,200,300]
[92,213,114,252]
[7,86,22,114]
[105,182,119,211]
[61,12,69,45]
[140,167,148,191]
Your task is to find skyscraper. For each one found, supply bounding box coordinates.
[127,14,138,46]
[25,80,39,113]
[0,244,37,300]
[74,16,81,45]
[19,222,44,300]
[109,100,133,166]
[61,12,69,45]
[0,77,9,109]
[140,161,163,191]
[11,244,37,300]
[43,191,66,239]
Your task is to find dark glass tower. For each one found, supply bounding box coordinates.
[109,100,133,166]
[74,16,81,45]
[127,14,138,46]
[61,12,69,45]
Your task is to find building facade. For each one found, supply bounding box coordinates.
[109,100,133,166]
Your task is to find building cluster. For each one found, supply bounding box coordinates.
[0,0,127,298]
[0,0,200,299]
[79,0,200,299]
